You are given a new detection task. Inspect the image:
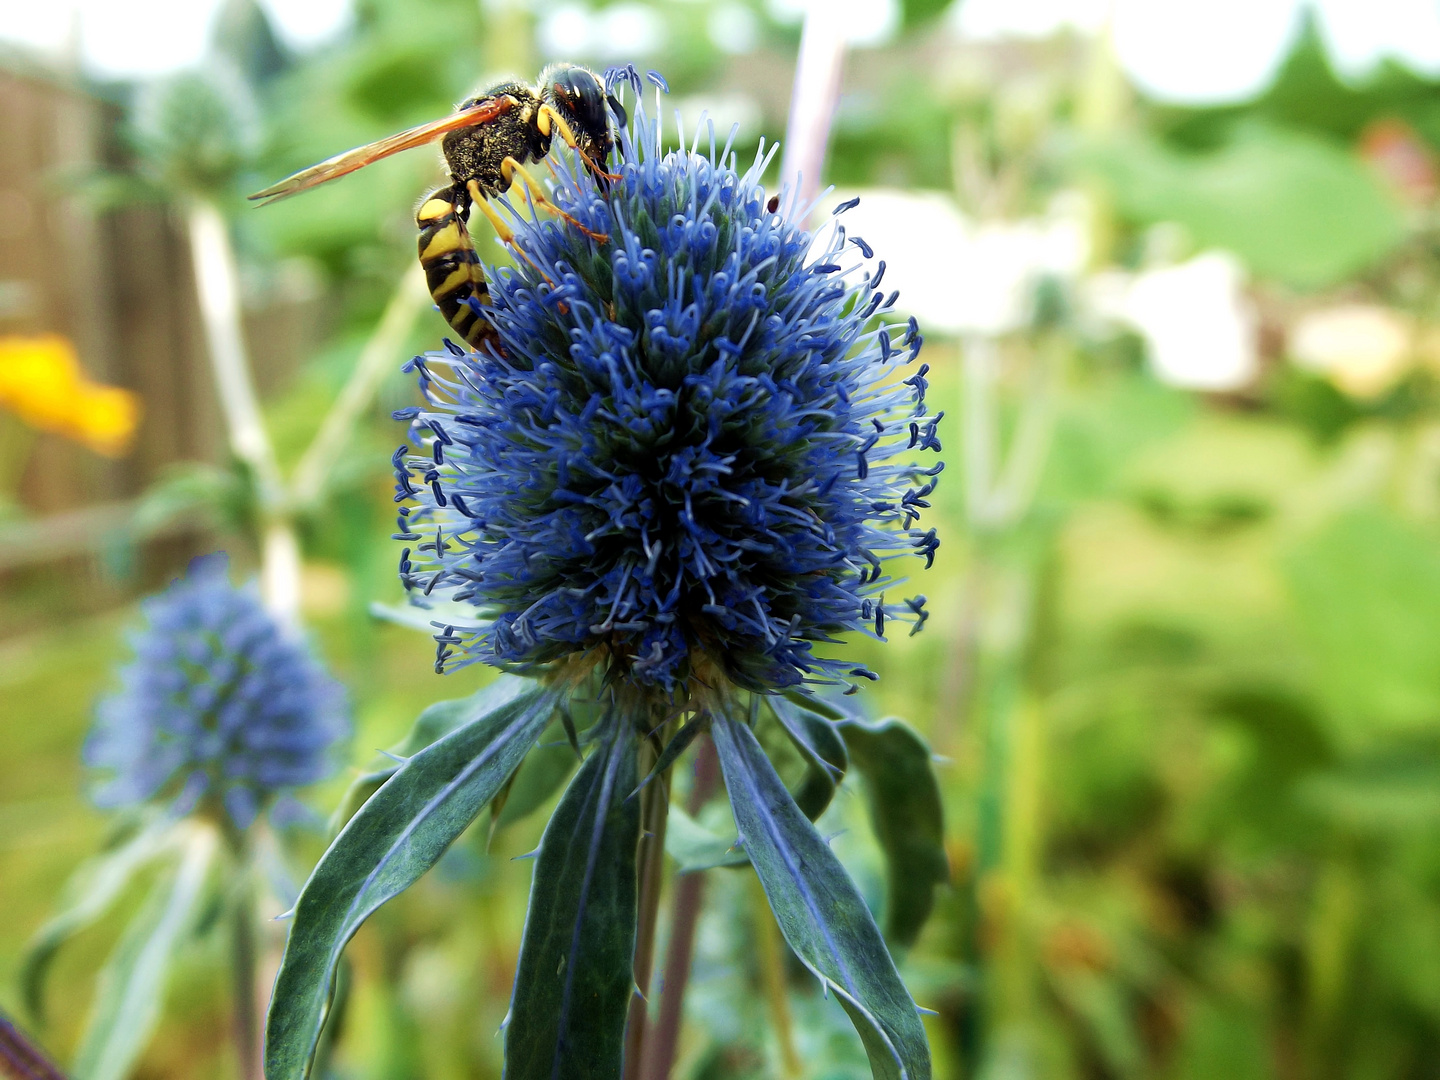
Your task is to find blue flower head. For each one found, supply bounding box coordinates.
[86,554,349,828]
[394,73,941,695]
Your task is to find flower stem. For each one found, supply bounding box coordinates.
[0,1009,68,1080]
[186,199,300,627]
[639,733,719,1080]
[623,743,672,1080]
[232,876,262,1080]
[779,8,847,219]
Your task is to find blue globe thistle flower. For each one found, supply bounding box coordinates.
[392,83,941,695]
[86,553,349,829]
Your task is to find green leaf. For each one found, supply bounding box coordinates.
[665,805,748,873]
[328,676,532,832]
[898,0,951,30]
[772,697,849,821]
[72,824,217,1080]
[22,815,174,1021]
[838,718,949,948]
[1285,510,1440,746]
[1085,123,1405,290]
[265,681,560,1080]
[713,716,931,1080]
[505,727,640,1080]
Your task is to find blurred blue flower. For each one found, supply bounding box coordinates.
[395,86,941,694]
[86,554,349,828]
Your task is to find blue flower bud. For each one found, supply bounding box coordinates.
[86,554,348,828]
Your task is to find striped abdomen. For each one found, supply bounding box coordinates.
[416,187,496,350]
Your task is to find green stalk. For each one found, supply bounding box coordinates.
[185,200,299,625]
[1305,855,1359,1076]
[223,826,263,1080]
[640,734,720,1080]
[623,738,672,1080]
[232,883,261,1080]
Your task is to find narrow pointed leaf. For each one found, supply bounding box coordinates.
[713,716,931,1080]
[838,718,948,948]
[328,676,532,832]
[558,701,585,759]
[22,816,174,1021]
[266,682,560,1080]
[506,729,640,1080]
[72,824,217,1080]
[633,715,709,800]
[771,697,849,820]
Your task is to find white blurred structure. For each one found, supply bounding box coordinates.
[1290,303,1415,399]
[1115,252,1259,392]
[955,0,1440,103]
[0,0,350,77]
[826,184,1262,392]
[5,0,1440,93]
[822,189,1090,336]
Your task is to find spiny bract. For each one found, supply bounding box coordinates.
[86,553,349,828]
[394,73,941,694]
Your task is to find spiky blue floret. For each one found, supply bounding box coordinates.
[395,86,941,693]
[86,554,349,828]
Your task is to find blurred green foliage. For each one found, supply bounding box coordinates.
[1086,124,1405,288]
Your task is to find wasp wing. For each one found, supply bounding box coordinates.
[248,97,515,205]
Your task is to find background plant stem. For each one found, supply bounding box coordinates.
[779,8,846,219]
[639,734,720,1080]
[0,1009,68,1080]
[185,200,300,625]
[623,749,672,1080]
[231,883,261,1080]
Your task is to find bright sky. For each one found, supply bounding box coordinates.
[1,0,1439,98]
[956,0,1440,101]
[0,0,351,76]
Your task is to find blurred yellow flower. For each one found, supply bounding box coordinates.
[0,333,141,456]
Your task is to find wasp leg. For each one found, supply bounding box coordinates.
[466,179,559,290]
[537,105,622,183]
[466,180,517,245]
[500,156,609,243]
[416,185,498,351]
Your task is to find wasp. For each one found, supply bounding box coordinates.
[249,63,623,350]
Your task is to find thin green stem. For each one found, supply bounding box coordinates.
[640,733,720,1080]
[623,744,672,1080]
[225,832,262,1080]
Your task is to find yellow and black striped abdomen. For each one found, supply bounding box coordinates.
[417,187,496,350]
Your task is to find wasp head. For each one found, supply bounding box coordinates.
[540,63,614,183]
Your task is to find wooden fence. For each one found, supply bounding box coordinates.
[0,52,324,624]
